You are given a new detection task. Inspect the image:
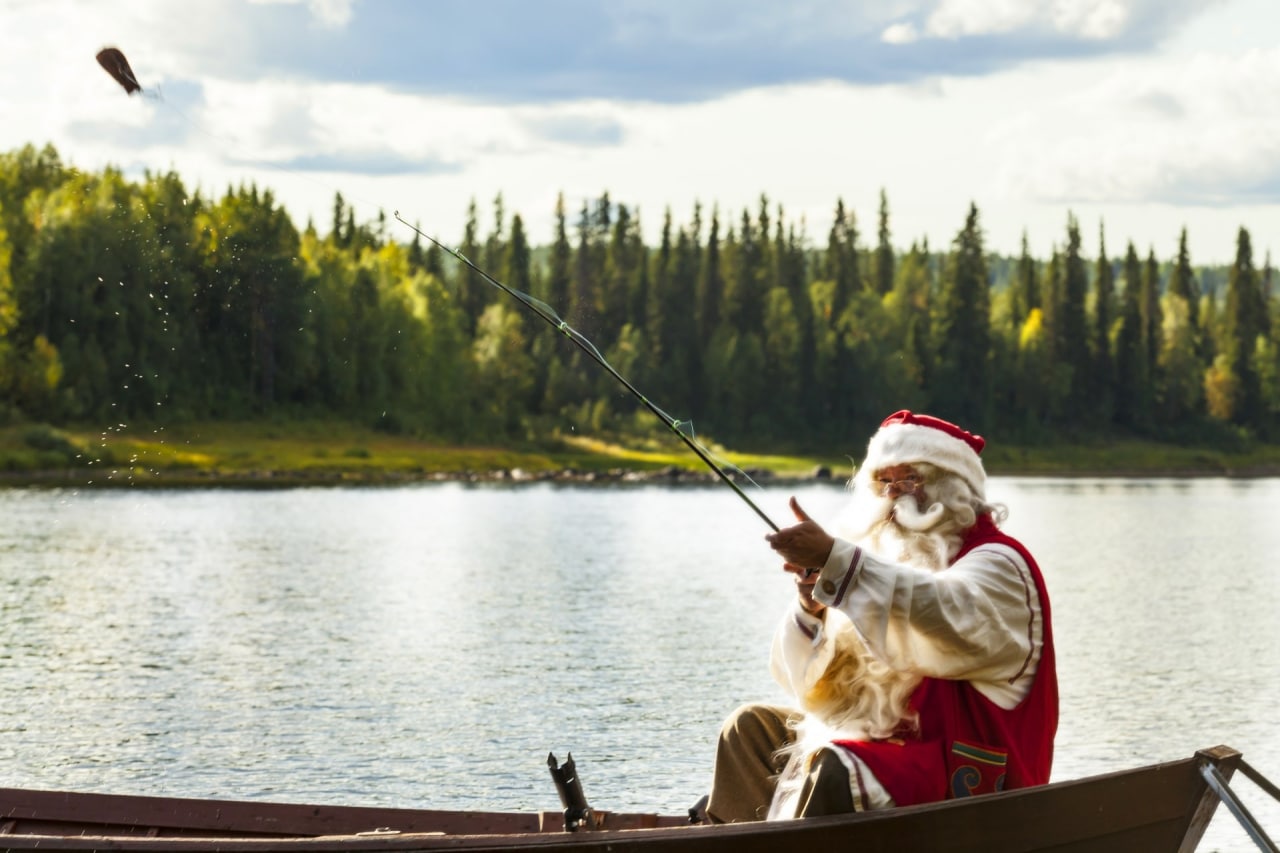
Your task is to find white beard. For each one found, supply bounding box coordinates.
[834,491,960,572]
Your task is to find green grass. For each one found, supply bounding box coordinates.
[984,438,1280,477]
[1,419,1278,487]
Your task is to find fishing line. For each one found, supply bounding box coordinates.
[94,46,783,531]
[394,212,780,533]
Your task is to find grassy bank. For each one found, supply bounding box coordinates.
[0,421,846,487]
[2,420,1279,488]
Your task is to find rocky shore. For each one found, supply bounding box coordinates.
[0,463,846,489]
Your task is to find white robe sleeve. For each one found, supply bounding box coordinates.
[769,600,836,700]
[811,538,1043,709]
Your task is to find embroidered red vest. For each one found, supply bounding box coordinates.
[833,514,1058,807]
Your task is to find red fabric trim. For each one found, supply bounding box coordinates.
[831,514,1058,806]
[832,545,861,606]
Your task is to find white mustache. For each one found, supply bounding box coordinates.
[890,496,946,532]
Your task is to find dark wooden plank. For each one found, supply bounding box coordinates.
[0,788,684,840]
[0,788,541,837]
[1178,746,1242,853]
[0,746,1237,853]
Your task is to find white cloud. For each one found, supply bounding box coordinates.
[0,0,1276,266]
[994,47,1280,208]
[926,0,1038,38]
[247,0,354,28]
[881,22,920,44]
[307,0,354,28]
[1051,0,1130,39]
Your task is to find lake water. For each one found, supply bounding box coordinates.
[1,478,1277,851]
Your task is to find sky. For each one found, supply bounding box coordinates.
[3,0,1278,266]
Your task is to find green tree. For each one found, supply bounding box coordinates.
[1011,308,1056,434]
[1157,291,1203,423]
[665,222,701,411]
[1011,231,1039,330]
[873,189,894,296]
[403,267,471,438]
[456,199,485,334]
[722,208,766,334]
[601,203,640,341]
[472,302,534,436]
[1216,227,1267,425]
[931,203,990,427]
[0,144,69,289]
[1114,243,1150,428]
[502,212,533,337]
[1092,225,1115,416]
[542,194,571,312]
[483,192,506,276]
[1168,228,1200,355]
[885,241,933,391]
[1057,214,1091,419]
[1141,248,1163,409]
[196,184,306,411]
[0,223,17,405]
[825,199,860,313]
[755,286,802,437]
[696,206,724,343]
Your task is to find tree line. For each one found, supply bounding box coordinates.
[0,142,1277,451]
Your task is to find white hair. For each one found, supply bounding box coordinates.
[838,462,1007,571]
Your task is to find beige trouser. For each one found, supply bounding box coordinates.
[706,702,855,822]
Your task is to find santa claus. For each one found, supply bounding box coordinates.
[705,410,1057,821]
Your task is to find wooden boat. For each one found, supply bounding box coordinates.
[0,745,1261,852]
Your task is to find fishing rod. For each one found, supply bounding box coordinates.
[393,211,779,532]
[91,48,779,529]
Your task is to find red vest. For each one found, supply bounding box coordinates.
[833,514,1058,807]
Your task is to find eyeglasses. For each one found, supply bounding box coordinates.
[874,475,925,497]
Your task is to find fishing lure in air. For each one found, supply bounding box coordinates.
[96,47,143,95]
[394,213,780,532]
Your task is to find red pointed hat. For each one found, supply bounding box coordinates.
[860,410,987,494]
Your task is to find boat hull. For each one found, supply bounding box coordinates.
[0,746,1239,852]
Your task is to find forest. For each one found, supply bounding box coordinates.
[0,142,1277,456]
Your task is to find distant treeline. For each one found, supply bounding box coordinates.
[0,142,1277,449]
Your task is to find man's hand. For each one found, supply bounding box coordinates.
[766,497,836,568]
[784,561,827,617]
[766,497,834,618]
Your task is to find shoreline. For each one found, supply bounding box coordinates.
[6,420,1280,488]
[4,461,1280,489]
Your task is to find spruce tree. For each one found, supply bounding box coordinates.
[546,194,572,313]
[600,203,635,341]
[1092,224,1115,414]
[571,201,595,327]
[1114,243,1149,428]
[1168,228,1200,348]
[457,199,485,334]
[696,206,723,342]
[502,213,532,339]
[647,209,674,363]
[1141,248,1163,388]
[483,193,506,278]
[1012,231,1039,330]
[1222,227,1265,425]
[1059,215,1091,419]
[931,203,991,427]
[874,189,894,295]
[825,199,859,313]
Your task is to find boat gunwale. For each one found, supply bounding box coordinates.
[0,745,1242,852]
